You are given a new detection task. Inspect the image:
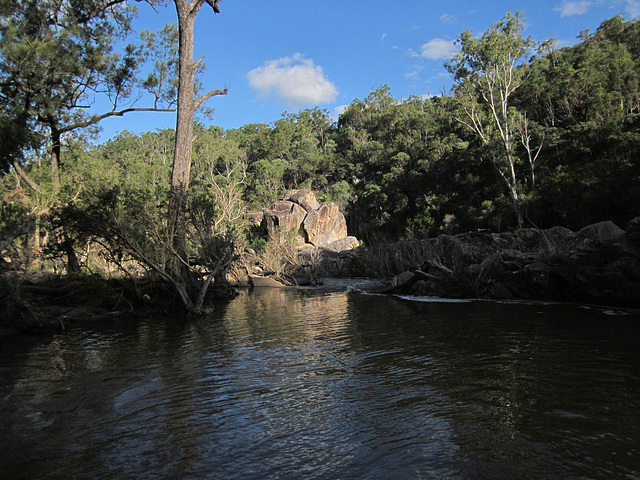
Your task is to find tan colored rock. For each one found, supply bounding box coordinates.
[303,202,348,246]
[245,211,264,227]
[262,201,307,238]
[286,189,320,212]
[326,236,359,252]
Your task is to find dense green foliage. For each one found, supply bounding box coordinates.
[1,13,639,306]
[0,0,132,173]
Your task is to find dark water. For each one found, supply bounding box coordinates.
[1,284,640,479]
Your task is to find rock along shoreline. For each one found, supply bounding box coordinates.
[382,218,640,309]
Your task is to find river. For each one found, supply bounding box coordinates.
[1,283,640,479]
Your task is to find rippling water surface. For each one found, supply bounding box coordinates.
[1,286,640,479]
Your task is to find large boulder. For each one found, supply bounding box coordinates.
[303,202,348,247]
[262,201,307,238]
[286,189,320,212]
[248,275,287,288]
[325,236,359,252]
[575,221,625,247]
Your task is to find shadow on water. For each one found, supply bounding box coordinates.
[347,294,640,479]
[1,287,639,479]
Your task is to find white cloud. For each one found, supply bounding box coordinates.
[404,64,424,79]
[416,38,458,60]
[380,32,388,42]
[247,53,339,107]
[440,13,461,24]
[553,0,640,19]
[554,1,591,17]
[553,1,639,19]
[627,0,640,17]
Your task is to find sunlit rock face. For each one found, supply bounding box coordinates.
[302,202,348,247]
[261,200,307,239]
[260,190,357,252]
[286,189,320,212]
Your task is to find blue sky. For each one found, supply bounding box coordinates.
[94,0,640,142]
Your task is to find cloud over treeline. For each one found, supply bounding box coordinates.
[247,53,339,107]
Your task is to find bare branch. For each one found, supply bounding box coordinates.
[194,88,228,111]
[81,0,161,22]
[12,162,42,194]
[59,106,176,134]
[193,55,205,72]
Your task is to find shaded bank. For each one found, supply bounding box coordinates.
[378,218,640,308]
[0,274,236,333]
[235,216,640,308]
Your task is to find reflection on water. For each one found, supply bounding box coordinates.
[1,287,640,479]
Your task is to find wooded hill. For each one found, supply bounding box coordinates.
[1,13,639,309]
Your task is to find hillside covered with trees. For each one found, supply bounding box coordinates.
[2,7,640,319]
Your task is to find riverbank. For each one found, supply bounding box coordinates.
[0,273,236,333]
[374,218,640,309]
[253,217,640,309]
[3,217,639,333]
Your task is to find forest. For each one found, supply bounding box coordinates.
[1,3,640,319]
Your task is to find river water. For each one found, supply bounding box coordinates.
[1,283,640,479]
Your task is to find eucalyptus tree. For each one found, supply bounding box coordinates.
[89,0,230,311]
[168,0,227,267]
[446,12,539,228]
[515,16,640,229]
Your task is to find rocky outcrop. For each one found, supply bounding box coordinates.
[245,211,264,227]
[303,202,348,247]
[286,189,320,212]
[387,218,640,308]
[260,190,358,252]
[261,201,307,239]
[236,190,360,287]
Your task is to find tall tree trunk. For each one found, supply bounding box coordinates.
[505,150,524,229]
[169,0,227,261]
[49,120,61,193]
[167,0,226,311]
[509,183,524,229]
[64,233,81,273]
[48,118,81,271]
[169,0,197,265]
